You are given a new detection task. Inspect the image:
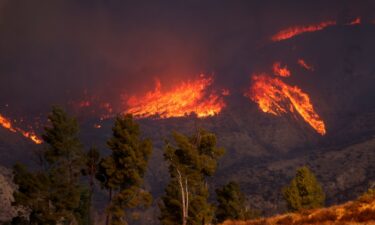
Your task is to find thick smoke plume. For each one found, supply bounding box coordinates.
[0,0,373,121]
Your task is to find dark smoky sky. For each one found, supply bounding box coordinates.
[0,0,374,116]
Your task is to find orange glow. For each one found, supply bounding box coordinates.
[273,62,291,77]
[20,130,43,144]
[222,89,230,96]
[0,114,17,132]
[93,124,102,129]
[245,74,326,135]
[78,101,91,107]
[297,59,314,71]
[271,20,336,42]
[126,75,225,118]
[0,113,43,144]
[69,96,114,121]
[348,17,361,25]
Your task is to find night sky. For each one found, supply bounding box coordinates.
[1,0,374,117]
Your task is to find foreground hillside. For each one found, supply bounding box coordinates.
[221,192,375,225]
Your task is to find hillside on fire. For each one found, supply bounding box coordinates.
[1,1,375,225]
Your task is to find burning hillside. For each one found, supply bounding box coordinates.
[125,75,226,119]
[271,17,362,42]
[245,70,326,135]
[271,20,337,42]
[0,114,42,144]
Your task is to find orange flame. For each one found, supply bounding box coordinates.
[0,113,43,144]
[245,74,326,135]
[271,20,337,42]
[298,59,314,71]
[126,75,225,118]
[93,124,102,129]
[348,17,361,25]
[273,62,291,77]
[0,114,17,132]
[20,130,43,144]
[69,95,114,122]
[222,89,230,96]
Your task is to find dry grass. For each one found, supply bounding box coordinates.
[220,194,375,225]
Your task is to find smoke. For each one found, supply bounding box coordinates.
[0,0,374,118]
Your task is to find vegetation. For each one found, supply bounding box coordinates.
[96,114,153,225]
[215,181,259,223]
[282,166,325,211]
[219,189,375,225]
[358,188,375,202]
[11,110,154,225]
[12,107,86,224]
[82,147,100,225]
[159,129,225,225]
[7,107,375,225]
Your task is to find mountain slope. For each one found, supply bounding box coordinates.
[220,191,375,225]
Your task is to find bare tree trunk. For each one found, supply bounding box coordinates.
[185,177,189,224]
[177,169,188,225]
[105,188,112,225]
[87,165,95,225]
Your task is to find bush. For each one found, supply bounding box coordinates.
[282,166,325,211]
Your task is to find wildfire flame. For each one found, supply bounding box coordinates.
[348,17,361,25]
[272,17,363,42]
[222,89,230,96]
[126,75,225,118]
[298,59,314,71]
[271,20,336,42]
[68,93,114,130]
[0,113,43,144]
[273,62,291,77]
[0,114,17,133]
[20,130,43,144]
[245,74,326,135]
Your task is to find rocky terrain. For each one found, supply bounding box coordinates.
[0,166,18,223]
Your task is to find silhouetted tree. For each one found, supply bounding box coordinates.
[215,181,259,223]
[82,147,100,224]
[159,129,225,225]
[74,188,92,225]
[96,114,153,225]
[283,166,325,211]
[12,107,86,224]
[83,147,100,195]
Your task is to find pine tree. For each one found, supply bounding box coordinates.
[43,106,84,184]
[96,114,153,225]
[282,166,325,211]
[82,147,100,225]
[83,147,100,196]
[74,188,92,225]
[12,106,86,224]
[42,106,85,223]
[159,129,225,225]
[215,181,259,223]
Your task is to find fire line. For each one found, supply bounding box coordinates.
[273,62,291,77]
[245,74,326,135]
[126,75,226,119]
[0,113,43,144]
[271,20,337,42]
